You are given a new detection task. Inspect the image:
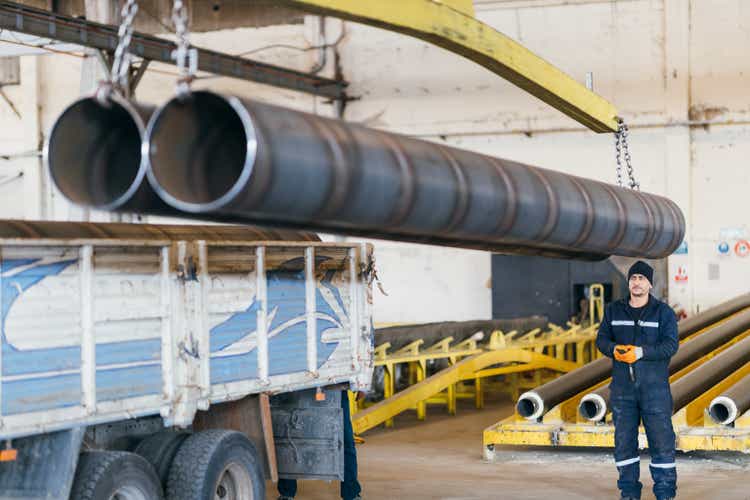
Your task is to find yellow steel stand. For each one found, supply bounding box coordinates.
[484,312,750,453]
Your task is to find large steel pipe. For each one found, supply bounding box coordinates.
[671,334,750,414]
[708,373,750,425]
[144,91,685,260]
[578,307,750,421]
[517,293,750,420]
[45,95,171,213]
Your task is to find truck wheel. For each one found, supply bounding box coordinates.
[134,431,189,486]
[165,430,265,500]
[71,451,164,500]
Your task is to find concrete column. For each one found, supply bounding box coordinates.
[663,0,693,313]
[18,56,47,220]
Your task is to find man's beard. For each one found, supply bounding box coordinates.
[631,288,647,297]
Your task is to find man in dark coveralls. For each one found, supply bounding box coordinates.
[596,261,679,500]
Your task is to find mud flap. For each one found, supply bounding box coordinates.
[271,388,344,481]
[0,427,84,499]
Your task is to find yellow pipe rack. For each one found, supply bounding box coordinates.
[484,309,750,455]
[353,323,598,435]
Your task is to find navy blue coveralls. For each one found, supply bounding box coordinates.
[278,390,361,500]
[596,295,679,499]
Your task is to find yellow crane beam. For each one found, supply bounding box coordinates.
[278,0,619,133]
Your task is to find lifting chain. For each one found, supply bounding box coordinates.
[614,117,640,191]
[171,0,197,96]
[96,0,139,102]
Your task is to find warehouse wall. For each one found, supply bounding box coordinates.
[0,0,747,323]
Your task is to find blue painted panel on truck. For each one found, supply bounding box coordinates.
[1,256,348,414]
[210,268,347,382]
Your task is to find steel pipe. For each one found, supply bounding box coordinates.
[0,219,319,242]
[708,374,750,425]
[375,317,548,352]
[143,91,684,260]
[44,94,171,213]
[517,293,750,420]
[578,306,750,421]
[671,334,750,414]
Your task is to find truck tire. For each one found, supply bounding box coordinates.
[134,431,189,486]
[165,430,265,500]
[70,451,164,500]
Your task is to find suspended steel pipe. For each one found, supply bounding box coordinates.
[578,307,750,421]
[708,374,750,425]
[516,293,750,420]
[140,91,684,260]
[44,95,172,214]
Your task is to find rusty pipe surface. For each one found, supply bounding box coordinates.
[143,91,685,260]
[579,306,750,421]
[671,333,750,414]
[518,293,750,420]
[708,373,750,425]
[44,94,175,214]
[0,219,319,242]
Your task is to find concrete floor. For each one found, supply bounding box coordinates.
[266,396,750,499]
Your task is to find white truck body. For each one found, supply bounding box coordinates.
[0,222,374,441]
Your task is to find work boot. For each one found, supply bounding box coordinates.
[278,497,294,500]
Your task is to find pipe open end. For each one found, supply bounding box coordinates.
[578,393,607,422]
[517,391,544,420]
[145,91,257,213]
[708,396,738,425]
[45,95,147,210]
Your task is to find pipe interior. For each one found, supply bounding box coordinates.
[516,399,536,418]
[579,400,600,420]
[148,92,247,205]
[47,98,142,207]
[709,403,730,424]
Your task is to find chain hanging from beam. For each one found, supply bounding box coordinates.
[614,117,640,191]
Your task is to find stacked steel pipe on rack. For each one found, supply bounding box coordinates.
[578,307,750,421]
[708,374,750,425]
[671,334,750,413]
[47,91,685,261]
[516,293,750,420]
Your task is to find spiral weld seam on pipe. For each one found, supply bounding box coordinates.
[515,293,750,421]
[133,90,685,260]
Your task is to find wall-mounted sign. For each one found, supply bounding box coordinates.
[673,265,688,283]
[735,240,750,258]
[718,241,731,255]
[674,240,688,255]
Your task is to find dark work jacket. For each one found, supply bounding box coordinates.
[595,295,679,394]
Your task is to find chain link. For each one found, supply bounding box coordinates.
[110,0,139,94]
[171,0,197,95]
[614,117,640,191]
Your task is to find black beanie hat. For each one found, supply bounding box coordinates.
[628,260,654,285]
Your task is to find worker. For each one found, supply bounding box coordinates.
[596,261,678,500]
[277,390,362,500]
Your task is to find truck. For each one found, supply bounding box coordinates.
[0,220,374,500]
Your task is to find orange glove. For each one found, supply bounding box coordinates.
[614,345,637,364]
